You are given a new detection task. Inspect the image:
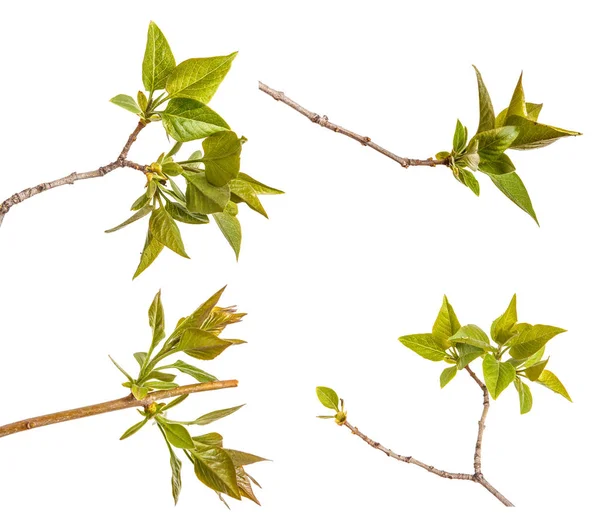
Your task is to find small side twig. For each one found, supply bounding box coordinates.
[0,121,149,227]
[0,379,238,439]
[340,366,514,506]
[258,81,450,169]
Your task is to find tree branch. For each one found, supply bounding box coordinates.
[338,366,514,506]
[0,379,238,439]
[259,81,450,169]
[0,121,149,227]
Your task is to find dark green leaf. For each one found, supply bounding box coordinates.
[398,333,447,361]
[133,230,164,279]
[432,295,461,350]
[440,365,457,388]
[509,325,566,359]
[142,21,176,92]
[166,53,237,103]
[105,205,153,233]
[162,98,230,142]
[473,66,495,133]
[110,94,141,115]
[202,131,242,187]
[482,354,516,399]
[316,387,339,411]
[149,207,189,258]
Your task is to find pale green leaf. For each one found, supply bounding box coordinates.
[453,119,467,153]
[491,294,518,344]
[536,370,571,401]
[142,21,176,92]
[473,66,495,133]
[505,115,581,150]
[440,365,457,388]
[133,230,164,279]
[164,200,209,224]
[185,171,230,214]
[166,53,237,103]
[105,205,153,233]
[523,358,549,382]
[484,171,538,224]
[110,94,141,114]
[184,405,244,426]
[213,208,242,259]
[509,325,566,359]
[449,325,494,351]
[316,386,339,411]
[478,153,515,175]
[471,126,519,160]
[159,420,195,449]
[237,173,284,195]
[506,73,527,120]
[167,443,182,505]
[432,295,461,350]
[148,290,165,353]
[202,131,242,187]
[178,328,233,360]
[149,207,189,258]
[398,333,447,362]
[514,378,533,414]
[192,444,240,498]
[162,98,230,142]
[119,418,149,440]
[482,354,516,399]
[225,449,269,467]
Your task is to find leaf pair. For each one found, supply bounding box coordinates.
[398,295,571,413]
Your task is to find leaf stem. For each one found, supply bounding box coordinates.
[258,81,451,169]
[0,380,238,439]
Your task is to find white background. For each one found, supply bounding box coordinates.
[0,0,597,528]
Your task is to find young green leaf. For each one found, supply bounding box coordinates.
[109,355,133,382]
[478,153,515,175]
[194,432,224,447]
[316,386,340,411]
[235,467,261,505]
[162,98,230,142]
[491,294,518,344]
[509,325,566,359]
[440,365,457,388]
[398,333,447,361]
[514,378,533,414]
[185,172,231,214]
[167,442,183,505]
[237,173,284,195]
[131,384,149,400]
[431,295,461,350]
[213,208,242,259]
[536,370,571,401]
[504,115,581,150]
[202,131,242,187]
[482,354,516,399]
[149,207,189,258]
[225,449,269,467]
[192,444,240,499]
[142,21,176,93]
[178,328,233,360]
[159,419,195,449]
[452,119,467,153]
[449,325,494,351]
[506,73,527,120]
[146,380,179,390]
[473,66,495,133]
[166,360,217,382]
[229,179,268,218]
[164,201,209,225]
[148,290,165,353]
[110,94,141,115]
[133,230,164,279]
[456,343,484,370]
[526,102,543,121]
[523,358,549,382]
[471,126,519,160]
[105,205,153,233]
[483,171,538,225]
[166,53,237,103]
[183,405,244,426]
[458,168,480,196]
[161,394,189,412]
[120,418,149,440]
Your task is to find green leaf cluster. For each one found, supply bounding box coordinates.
[436,67,580,224]
[108,22,283,277]
[398,295,571,414]
[315,386,347,425]
[113,287,266,505]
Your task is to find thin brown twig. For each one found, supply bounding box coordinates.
[340,366,514,506]
[0,121,149,227]
[258,81,450,169]
[0,379,238,439]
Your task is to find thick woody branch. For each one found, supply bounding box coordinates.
[0,379,238,439]
[259,81,450,169]
[339,365,514,507]
[0,121,149,227]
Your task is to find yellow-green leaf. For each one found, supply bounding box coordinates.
[536,370,571,401]
[142,22,176,92]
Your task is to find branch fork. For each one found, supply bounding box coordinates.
[341,367,514,506]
